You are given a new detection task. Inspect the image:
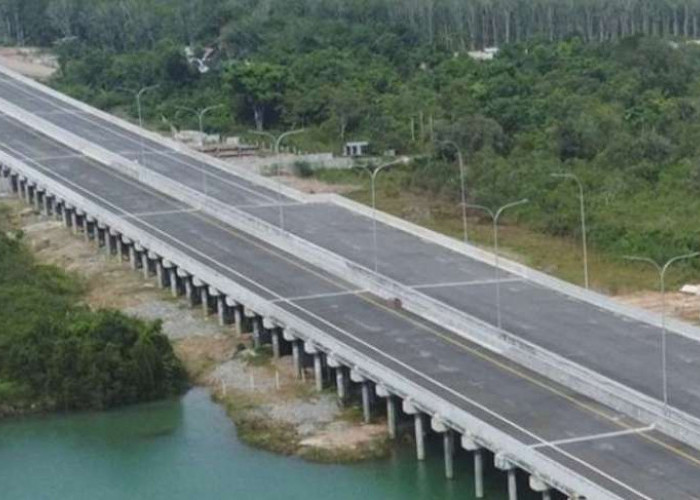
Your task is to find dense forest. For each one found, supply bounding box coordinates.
[9,0,700,48]
[2,0,700,263]
[0,209,187,413]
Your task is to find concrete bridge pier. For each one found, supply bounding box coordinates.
[117,236,128,262]
[402,400,426,461]
[461,435,484,498]
[529,476,552,500]
[83,217,93,243]
[251,315,262,348]
[217,296,228,326]
[303,343,322,391]
[233,304,244,334]
[35,188,44,213]
[128,245,139,271]
[205,287,220,320]
[105,229,116,256]
[43,193,52,216]
[291,339,302,378]
[169,267,180,297]
[71,209,80,235]
[141,252,152,279]
[155,259,168,288]
[349,370,371,423]
[270,327,281,358]
[335,365,347,405]
[495,453,518,500]
[62,205,71,229]
[200,283,210,317]
[375,384,397,438]
[431,418,455,479]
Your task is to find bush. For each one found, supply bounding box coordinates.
[0,230,187,412]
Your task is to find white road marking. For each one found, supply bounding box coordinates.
[121,208,200,219]
[531,425,656,449]
[272,289,367,303]
[412,278,523,290]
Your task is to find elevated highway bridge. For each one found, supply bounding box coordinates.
[2,65,700,499]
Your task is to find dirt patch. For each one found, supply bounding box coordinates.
[0,47,57,80]
[5,198,387,462]
[617,291,700,324]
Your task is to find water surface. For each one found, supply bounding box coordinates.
[0,388,533,499]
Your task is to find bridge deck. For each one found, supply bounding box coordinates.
[1,73,700,424]
[3,113,700,499]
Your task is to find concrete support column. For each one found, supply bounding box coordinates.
[529,476,552,500]
[443,430,455,479]
[386,396,397,439]
[495,454,517,500]
[475,450,484,498]
[313,352,323,392]
[203,288,215,318]
[155,261,166,288]
[361,381,371,423]
[117,238,126,261]
[43,194,51,216]
[251,316,262,348]
[233,306,244,334]
[462,436,484,498]
[185,279,196,306]
[35,190,43,212]
[169,269,179,297]
[62,207,70,228]
[217,296,227,326]
[141,253,150,279]
[105,231,114,256]
[508,470,517,500]
[129,246,139,271]
[292,340,302,379]
[335,367,347,404]
[271,328,281,358]
[71,210,79,235]
[83,219,92,243]
[414,414,426,461]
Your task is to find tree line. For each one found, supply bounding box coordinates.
[7,0,700,50]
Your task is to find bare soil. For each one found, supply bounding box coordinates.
[5,198,387,461]
[617,291,700,324]
[0,47,57,80]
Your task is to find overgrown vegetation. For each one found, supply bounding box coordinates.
[0,213,187,415]
[5,1,700,270]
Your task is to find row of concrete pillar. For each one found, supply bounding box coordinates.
[1,165,578,500]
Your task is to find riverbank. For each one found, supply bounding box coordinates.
[0,196,390,463]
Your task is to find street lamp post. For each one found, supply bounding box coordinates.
[177,104,224,147]
[552,173,589,289]
[117,84,159,164]
[465,199,529,329]
[249,129,305,231]
[355,157,410,273]
[623,252,700,409]
[176,105,225,198]
[439,140,469,244]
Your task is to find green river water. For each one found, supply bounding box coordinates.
[0,388,536,500]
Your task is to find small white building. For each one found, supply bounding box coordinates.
[468,47,499,61]
[344,141,369,157]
